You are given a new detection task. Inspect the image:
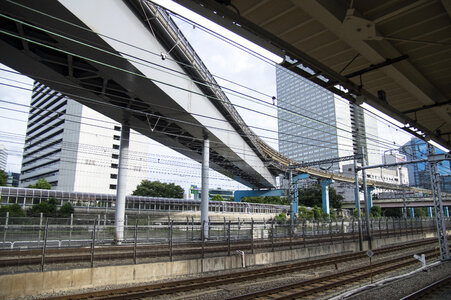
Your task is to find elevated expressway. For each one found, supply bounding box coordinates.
[0,0,445,196]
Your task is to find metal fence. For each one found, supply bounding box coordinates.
[1,214,448,274]
[1,214,447,250]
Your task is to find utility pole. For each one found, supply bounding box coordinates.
[427,145,449,260]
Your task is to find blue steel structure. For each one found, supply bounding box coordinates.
[367,186,375,211]
[233,189,285,203]
[320,179,334,215]
[400,138,451,193]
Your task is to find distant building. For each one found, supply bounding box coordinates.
[6,172,20,187]
[276,66,381,203]
[276,66,380,174]
[400,138,451,192]
[0,144,7,171]
[194,188,234,201]
[19,82,153,194]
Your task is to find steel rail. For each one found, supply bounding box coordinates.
[42,240,438,300]
[228,251,442,300]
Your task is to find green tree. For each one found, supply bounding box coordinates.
[58,202,74,217]
[329,187,343,209]
[312,205,325,220]
[133,180,184,198]
[211,194,224,201]
[28,198,57,217]
[27,178,52,190]
[0,204,26,217]
[382,207,402,218]
[274,212,287,224]
[228,196,234,202]
[298,184,343,209]
[329,209,337,221]
[371,206,382,218]
[414,207,427,217]
[298,205,314,220]
[241,196,289,205]
[0,170,7,186]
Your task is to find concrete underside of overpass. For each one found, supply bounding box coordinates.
[0,0,276,189]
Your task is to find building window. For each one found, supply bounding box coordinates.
[112,154,119,159]
[113,135,120,141]
[114,126,121,131]
[109,184,117,190]
[112,144,119,150]
[111,163,118,169]
[110,174,117,179]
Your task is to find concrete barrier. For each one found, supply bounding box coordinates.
[0,232,439,299]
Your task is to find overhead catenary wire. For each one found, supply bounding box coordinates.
[0,0,424,177]
[0,88,369,160]
[0,2,412,153]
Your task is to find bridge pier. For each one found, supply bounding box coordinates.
[320,179,334,215]
[290,174,309,222]
[427,207,433,218]
[201,136,210,239]
[115,122,130,244]
[409,207,415,218]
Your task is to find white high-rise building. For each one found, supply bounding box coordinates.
[0,144,7,171]
[276,67,365,173]
[19,82,152,194]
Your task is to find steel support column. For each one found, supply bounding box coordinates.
[354,159,363,251]
[409,207,415,218]
[427,144,449,260]
[427,207,433,218]
[320,179,333,215]
[201,135,210,239]
[115,122,130,244]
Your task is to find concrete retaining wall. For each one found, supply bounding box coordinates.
[0,232,438,299]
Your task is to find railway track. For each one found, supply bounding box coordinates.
[43,240,439,300]
[0,230,435,268]
[228,251,440,300]
[400,276,451,300]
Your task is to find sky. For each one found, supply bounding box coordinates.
[0,0,417,191]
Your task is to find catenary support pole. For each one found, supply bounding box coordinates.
[289,169,294,226]
[399,167,408,219]
[427,144,449,260]
[115,122,130,244]
[201,135,210,239]
[354,159,363,251]
[361,150,372,250]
